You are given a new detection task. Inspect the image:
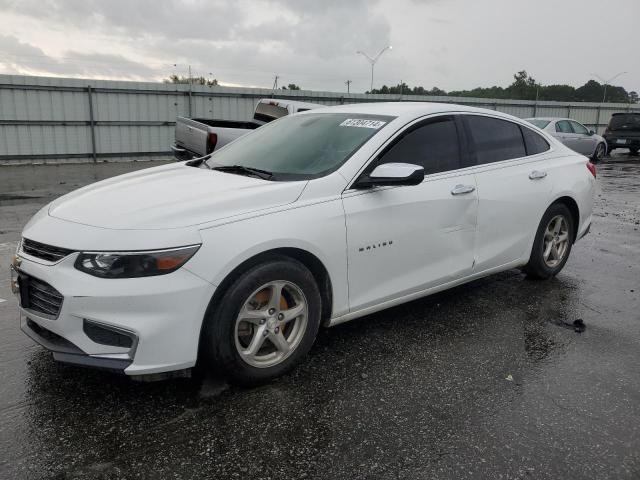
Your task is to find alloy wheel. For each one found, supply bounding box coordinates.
[234,281,308,368]
[543,215,570,268]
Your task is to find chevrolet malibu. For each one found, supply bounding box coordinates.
[12,103,595,385]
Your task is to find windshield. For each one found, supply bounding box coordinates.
[609,114,640,131]
[205,113,395,180]
[526,119,550,129]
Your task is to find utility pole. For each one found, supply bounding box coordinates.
[272,75,279,91]
[345,80,352,93]
[188,65,193,117]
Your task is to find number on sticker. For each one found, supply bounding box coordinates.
[339,119,387,129]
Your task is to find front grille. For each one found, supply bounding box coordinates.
[22,238,74,262]
[18,274,64,318]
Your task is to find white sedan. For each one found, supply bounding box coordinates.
[12,103,595,385]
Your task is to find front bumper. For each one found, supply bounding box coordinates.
[14,251,216,376]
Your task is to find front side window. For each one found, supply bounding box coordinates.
[570,121,589,135]
[465,115,526,164]
[374,116,461,175]
[205,113,394,180]
[556,120,573,133]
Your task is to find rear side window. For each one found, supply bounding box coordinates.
[465,115,526,164]
[526,119,550,129]
[556,120,572,133]
[521,127,550,155]
[377,116,461,175]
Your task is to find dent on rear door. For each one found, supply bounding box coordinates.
[473,159,553,272]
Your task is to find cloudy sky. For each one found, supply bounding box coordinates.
[0,0,638,94]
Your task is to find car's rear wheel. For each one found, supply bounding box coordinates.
[524,203,574,280]
[592,142,606,162]
[202,256,321,386]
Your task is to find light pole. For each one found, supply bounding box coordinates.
[591,71,627,103]
[356,46,392,92]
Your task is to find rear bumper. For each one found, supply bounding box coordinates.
[603,136,640,149]
[171,144,197,161]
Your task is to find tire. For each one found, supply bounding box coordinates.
[524,203,575,280]
[202,256,321,386]
[630,148,639,156]
[592,142,606,162]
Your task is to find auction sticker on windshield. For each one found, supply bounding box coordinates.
[340,119,387,129]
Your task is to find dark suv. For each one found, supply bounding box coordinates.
[603,113,640,155]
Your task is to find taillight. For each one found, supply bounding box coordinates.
[206,133,218,154]
[586,161,596,178]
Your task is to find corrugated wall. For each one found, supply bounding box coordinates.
[1,74,639,164]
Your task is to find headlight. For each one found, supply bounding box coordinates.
[74,245,200,279]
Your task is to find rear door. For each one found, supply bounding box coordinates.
[343,115,478,311]
[463,115,553,271]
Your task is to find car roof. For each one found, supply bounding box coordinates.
[525,117,568,122]
[259,98,325,109]
[307,102,526,123]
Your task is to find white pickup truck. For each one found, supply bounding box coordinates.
[172,98,324,160]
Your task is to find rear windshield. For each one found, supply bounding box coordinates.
[254,102,290,123]
[609,114,640,131]
[206,113,395,180]
[526,119,550,129]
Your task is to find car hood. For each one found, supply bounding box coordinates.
[48,163,307,229]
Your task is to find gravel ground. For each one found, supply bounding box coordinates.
[0,153,639,480]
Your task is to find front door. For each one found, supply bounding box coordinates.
[569,120,597,155]
[556,120,582,153]
[342,115,478,312]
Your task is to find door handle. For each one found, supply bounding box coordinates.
[451,184,476,195]
[529,170,547,180]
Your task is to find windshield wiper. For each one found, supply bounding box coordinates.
[210,164,273,180]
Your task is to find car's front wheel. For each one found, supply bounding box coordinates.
[202,256,321,386]
[524,203,575,280]
[592,142,606,162]
[630,147,639,156]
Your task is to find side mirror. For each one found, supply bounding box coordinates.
[354,163,425,189]
[589,130,596,136]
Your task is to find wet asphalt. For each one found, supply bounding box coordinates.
[0,154,639,480]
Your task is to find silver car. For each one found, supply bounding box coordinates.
[525,117,607,161]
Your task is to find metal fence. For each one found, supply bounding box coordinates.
[1,74,639,164]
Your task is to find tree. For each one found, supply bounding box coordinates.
[164,74,218,86]
[281,83,301,90]
[506,70,539,100]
